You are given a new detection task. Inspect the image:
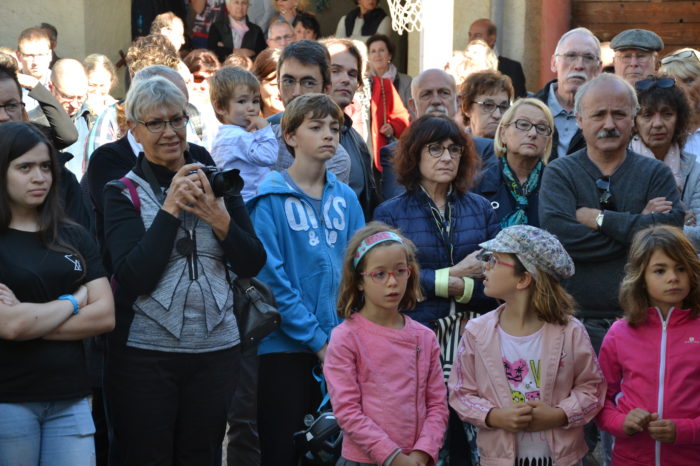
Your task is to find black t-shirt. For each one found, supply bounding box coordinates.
[0,224,106,402]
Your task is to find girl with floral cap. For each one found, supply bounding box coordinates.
[448,225,606,466]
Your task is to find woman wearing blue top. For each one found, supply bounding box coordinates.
[472,98,554,228]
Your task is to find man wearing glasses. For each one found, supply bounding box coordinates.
[539,73,684,460]
[534,27,602,161]
[266,20,295,50]
[611,28,664,86]
[48,59,90,179]
[16,27,54,115]
[267,40,350,182]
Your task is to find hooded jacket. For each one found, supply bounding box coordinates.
[247,170,364,355]
[596,308,700,465]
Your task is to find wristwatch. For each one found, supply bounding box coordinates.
[595,212,604,230]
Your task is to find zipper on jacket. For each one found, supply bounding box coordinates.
[415,344,421,443]
[655,307,672,466]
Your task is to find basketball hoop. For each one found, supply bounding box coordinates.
[387,0,423,34]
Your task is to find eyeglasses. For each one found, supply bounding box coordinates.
[18,51,51,60]
[280,76,319,90]
[360,266,412,284]
[615,51,654,64]
[137,114,189,133]
[660,50,700,66]
[505,119,552,136]
[635,77,676,91]
[555,52,600,65]
[269,34,295,44]
[473,100,510,114]
[52,84,85,105]
[193,74,210,84]
[426,142,464,158]
[596,176,616,211]
[478,251,515,270]
[0,101,24,113]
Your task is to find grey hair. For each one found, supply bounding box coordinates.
[574,73,639,117]
[554,27,601,57]
[125,76,186,123]
[133,64,181,84]
[267,19,293,40]
[225,0,249,7]
[410,68,457,100]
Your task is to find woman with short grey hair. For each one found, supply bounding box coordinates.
[102,76,266,464]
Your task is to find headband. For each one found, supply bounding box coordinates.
[353,231,404,269]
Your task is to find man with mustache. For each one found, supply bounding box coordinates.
[539,73,684,461]
[534,27,602,161]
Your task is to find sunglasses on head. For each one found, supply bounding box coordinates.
[635,77,676,91]
[660,50,700,66]
[596,176,616,211]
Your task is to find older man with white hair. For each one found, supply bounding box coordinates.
[535,27,602,161]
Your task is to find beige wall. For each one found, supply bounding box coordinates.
[405,0,542,93]
[0,0,131,97]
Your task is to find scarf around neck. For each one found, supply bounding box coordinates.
[500,158,543,228]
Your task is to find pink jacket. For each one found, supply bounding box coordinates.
[324,313,448,465]
[448,306,606,466]
[596,308,700,465]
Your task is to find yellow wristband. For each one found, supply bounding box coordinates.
[435,267,450,298]
[456,277,474,304]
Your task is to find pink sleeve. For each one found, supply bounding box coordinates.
[447,326,496,429]
[556,320,607,428]
[594,324,628,437]
[323,327,400,465]
[412,334,449,465]
[671,417,700,444]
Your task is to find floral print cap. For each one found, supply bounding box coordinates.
[479,225,575,280]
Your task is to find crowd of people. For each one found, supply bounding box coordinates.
[1,2,700,466]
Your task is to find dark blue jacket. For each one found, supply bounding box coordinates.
[373,189,499,325]
[472,157,543,227]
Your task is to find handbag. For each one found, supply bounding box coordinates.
[232,276,281,349]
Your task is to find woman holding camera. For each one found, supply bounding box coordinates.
[102,76,266,465]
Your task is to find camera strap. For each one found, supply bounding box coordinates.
[139,153,199,280]
[139,154,167,205]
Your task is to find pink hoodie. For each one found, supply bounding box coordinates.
[324,313,448,465]
[448,306,606,466]
[596,307,700,465]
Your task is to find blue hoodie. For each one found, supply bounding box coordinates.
[247,170,365,356]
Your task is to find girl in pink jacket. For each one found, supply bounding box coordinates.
[324,223,449,466]
[448,225,606,466]
[596,225,700,465]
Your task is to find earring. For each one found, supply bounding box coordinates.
[500,145,507,155]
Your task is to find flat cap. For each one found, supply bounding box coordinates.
[611,29,664,52]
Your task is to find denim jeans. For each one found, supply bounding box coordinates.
[0,397,96,466]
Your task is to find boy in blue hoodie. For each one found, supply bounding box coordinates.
[247,93,364,466]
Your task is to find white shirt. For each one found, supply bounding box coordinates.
[499,325,553,464]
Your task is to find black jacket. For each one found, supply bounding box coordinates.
[533,79,586,162]
[207,15,267,63]
[86,135,211,271]
[497,56,527,98]
[472,156,542,227]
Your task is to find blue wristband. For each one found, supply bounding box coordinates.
[58,294,79,315]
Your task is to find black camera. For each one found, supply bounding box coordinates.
[190,166,244,197]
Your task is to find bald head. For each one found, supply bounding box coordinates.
[50,58,88,116]
[133,64,189,101]
[409,69,458,118]
[469,18,497,49]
